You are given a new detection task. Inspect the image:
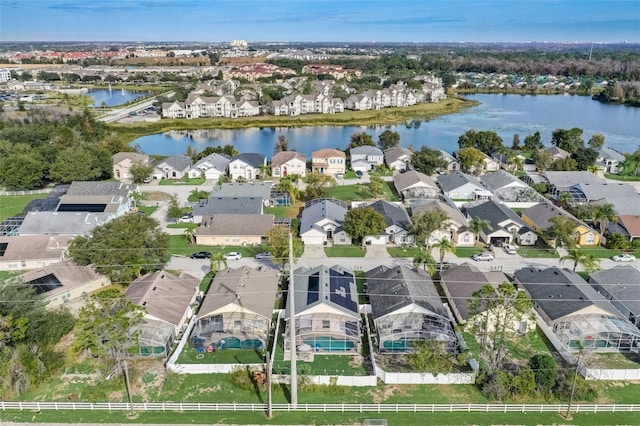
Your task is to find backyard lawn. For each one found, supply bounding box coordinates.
[517,242,559,258]
[159,177,205,185]
[177,346,265,364]
[136,205,158,215]
[326,181,399,202]
[574,247,622,258]
[454,247,483,257]
[0,194,47,221]
[387,246,421,258]
[324,245,366,257]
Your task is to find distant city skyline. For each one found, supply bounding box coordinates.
[1,0,639,44]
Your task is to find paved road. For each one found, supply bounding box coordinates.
[98,91,174,123]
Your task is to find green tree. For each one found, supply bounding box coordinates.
[551,156,578,171]
[546,215,577,248]
[570,147,598,171]
[551,128,584,154]
[129,162,154,184]
[511,133,521,150]
[406,340,456,373]
[431,238,456,271]
[302,172,336,199]
[458,129,504,154]
[377,130,400,150]
[183,226,196,245]
[69,214,169,284]
[0,152,46,190]
[523,131,543,151]
[532,149,553,172]
[411,146,447,175]
[368,175,385,198]
[619,149,640,176]
[593,204,617,237]
[73,288,144,376]
[413,248,437,275]
[197,144,240,159]
[49,145,112,183]
[456,147,486,174]
[348,132,375,149]
[166,194,184,223]
[469,217,493,245]
[468,282,532,372]
[528,354,558,393]
[588,133,605,149]
[268,226,303,271]
[209,251,228,274]
[342,207,386,248]
[273,134,289,155]
[277,175,300,204]
[560,249,601,273]
[409,210,449,248]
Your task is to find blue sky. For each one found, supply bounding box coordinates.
[1,0,639,43]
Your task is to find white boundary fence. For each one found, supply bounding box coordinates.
[0,188,52,196]
[0,401,638,413]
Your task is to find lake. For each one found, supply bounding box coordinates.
[88,88,149,107]
[133,94,640,158]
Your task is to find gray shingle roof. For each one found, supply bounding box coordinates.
[596,146,625,162]
[126,271,198,327]
[464,200,524,231]
[573,182,637,201]
[231,153,266,168]
[436,171,482,192]
[66,181,135,197]
[158,155,192,172]
[366,265,447,319]
[271,151,306,167]
[194,197,263,216]
[522,202,574,230]
[300,199,347,234]
[197,214,274,236]
[193,153,230,171]
[367,200,412,229]
[542,171,603,189]
[383,147,413,165]
[350,146,383,157]
[393,170,437,193]
[480,170,526,192]
[411,199,467,226]
[590,265,640,318]
[514,266,620,320]
[19,211,113,236]
[209,182,272,199]
[440,262,508,321]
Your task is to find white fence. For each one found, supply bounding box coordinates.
[170,363,264,374]
[0,188,52,196]
[1,401,638,413]
[273,374,377,387]
[581,367,640,381]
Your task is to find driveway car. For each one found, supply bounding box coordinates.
[178,212,194,223]
[503,244,517,255]
[472,252,495,262]
[191,251,212,259]
[255,252,273,260]
[225,252,243,260]
[611,253,635,262]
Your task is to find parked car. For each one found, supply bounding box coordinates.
[191,251,212,259]
[255,252,273,260]
[178,212,194,223]
[355,170,364,178]
[611,253,635,262]
[472,252,495,262]
[336,171,344,179]
[503,244,517,255]
[143,177,152,183]
[225,252,243,260]
[439,261,457,271]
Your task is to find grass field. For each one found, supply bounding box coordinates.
[0,193,48,221]
[387,246,421,258]
[517,242,559,258]
[324,245,366,257]
[167,235,270,258]
[574,247,622,258]
[604,173,640,181]
[159,177,205,186]
[454,247,483,257]
[326,181,399,202]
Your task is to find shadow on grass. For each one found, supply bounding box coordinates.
[245,366,264,404]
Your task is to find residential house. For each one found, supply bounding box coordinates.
[590,265,640,328]
[193,182,287,221]
[564,181,637,205]
[269,93,344,116]
[440,263,535,333]
[284,265,361,354]
[438,149,460,172]
[194,214,275,246]
[366,265,456,352]
[349,146,384,173]
[271,151,307,178]
[436,171,492,202]
[514,267,640,353]
[541,171,603,199]
[18,211,113,236]
[0,235,71,271]
[311,149,346,176]
[595,146,625,174]
[543,146,571,161]
[187,153,230,180]
[126,270,199,357]
[361,200,414,246]
[411,200,475,247]
[464,200,536,245]
[384,147,413,172]
[155,155,192,180]
[393,171,440,204]
[521,202,601,246]
[17,259,110,309]
[183,94,260,119]
[618,215,640,242]
[194,197,264,217]
[299,199,351,245]
[228,153,267,181]
[194,266,279,350]
[112,152,151,182]
[162,100,186,118]
[482,153,501,173]
[57,181,137,215]
[480,170,539,203]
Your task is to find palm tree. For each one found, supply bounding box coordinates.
[431,238,456,272]
[547,215,578,249]
[413,249,437,276]
[593,204,617,237]
[469,217,493,246]
[183,226,196,245]
[209,252,228,274]
[587,164,601,176]
[560,249,601,273]
[620,150,640,176]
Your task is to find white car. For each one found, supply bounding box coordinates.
[503,244,517,255]
[611,253,635,262]
[225,252,243,260]
[255,252,273,260]
[472,252,495,262]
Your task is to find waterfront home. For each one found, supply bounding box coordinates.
[228,153,267,181]
[595,146,625,174]
[349,146,384,173]
[187,153,230,180]
[383,147,413,172]
[271,151,307,178]
[311,149,346,176]
[155,155,192,180]
[112,152,151,182]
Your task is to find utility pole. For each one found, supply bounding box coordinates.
[565,347,583,419]
[123,358,134,416]
[266,352,272,418]
[288,232,298,408]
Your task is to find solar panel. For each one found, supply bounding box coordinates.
[26,273,63,295]
[0,242,8,256]
[57,203,107,212]
[307,272,319,304]
[23,198,60,213]
[329,268,358,313]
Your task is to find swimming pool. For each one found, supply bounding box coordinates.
[304,337,356,351]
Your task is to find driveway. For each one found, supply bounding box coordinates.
[365,244,391,259]
[300,244,327,261]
